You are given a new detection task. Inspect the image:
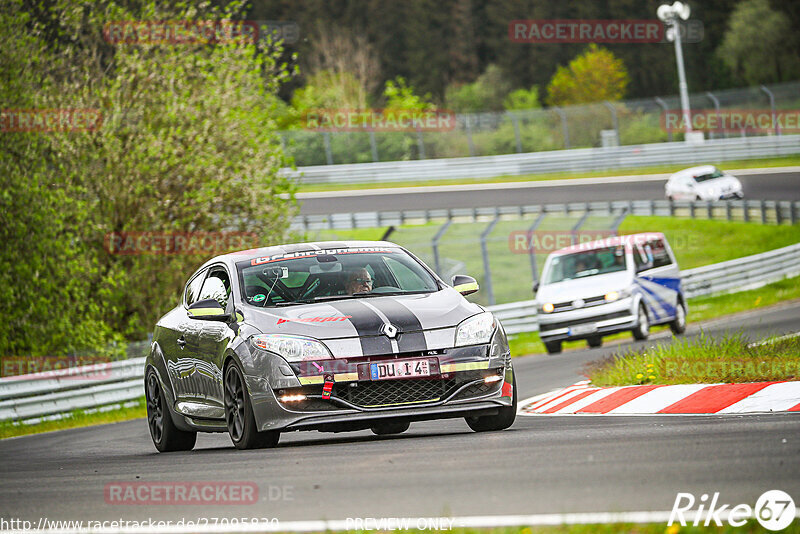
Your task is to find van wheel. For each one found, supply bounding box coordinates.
[632,304,650,340]
[587,336,602,348]
[544,341,562,354]
[670,298,687,335]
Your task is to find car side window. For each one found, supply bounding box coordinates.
[633,245,651,272]
[184,270,207,306]
[647,238,672,268]
[198,267,232,309]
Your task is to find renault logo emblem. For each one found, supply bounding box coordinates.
[381,324,398,338]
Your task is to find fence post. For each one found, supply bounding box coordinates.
[323,132,334,165]
[744,200,750,223]
[707,201,713,219]
[369,131,379,162]
[654,97,672,142]
[571,206,591,245]
[776,202,783,225]
[760,85,780,136]
[465,115,476,156]
[791,201,797,225]
[726,201,732,221]
[553,107,570,149]
[431,220,452,276]
[705,92,723,139]
[761,200,767,224]
[690,200,695,219]
[481,216,501,306]
[603,101,620,144]
[509,112,523,153]
[527,211,547,284]
[416,127,426,159]
[611,207,629,235]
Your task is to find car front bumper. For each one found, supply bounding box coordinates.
[537,297,636,342]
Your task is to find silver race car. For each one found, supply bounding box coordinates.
[145,241,516,451]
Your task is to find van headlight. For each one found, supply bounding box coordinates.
[542,302,555,313]
[455,312,496,347]
[251,334,332,362]
[605,289,631,302]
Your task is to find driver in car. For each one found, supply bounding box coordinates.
[345,267,373,295]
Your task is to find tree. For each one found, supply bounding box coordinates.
[445,64,513,112]
[717,0,800,85]
[0,0,296,355]
[546,44,629,106]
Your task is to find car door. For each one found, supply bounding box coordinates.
[192,265,236,410]
[167,269,208,402]
[634,239,680,322]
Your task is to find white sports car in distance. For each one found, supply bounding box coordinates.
[664,165,743,201]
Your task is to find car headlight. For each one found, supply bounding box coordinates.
[455,311,496,347]
[250,334,332,362]
[541,302,554,313]
[605,289,631,302]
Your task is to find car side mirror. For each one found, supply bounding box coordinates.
[188,299,231,321]
[532,281,540,293]
[451,275,479,296]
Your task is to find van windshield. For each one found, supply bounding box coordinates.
[543,246,627,284]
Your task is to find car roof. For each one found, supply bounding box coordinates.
[199,240,402,270]
[550,232,667,256]
[670,165,717,179]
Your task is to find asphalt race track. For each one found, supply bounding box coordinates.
[297,169,800,215]
[2,301,799,525]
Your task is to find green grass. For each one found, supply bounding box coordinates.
[586,332,800,387]
[296,154,800,192]
[507,274,800,358]
[0,398,145,439]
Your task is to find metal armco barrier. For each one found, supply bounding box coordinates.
[1,241,798,421]
[282,135,800,185]
[292,199,800,231]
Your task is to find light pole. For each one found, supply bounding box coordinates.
[658,1,693,135]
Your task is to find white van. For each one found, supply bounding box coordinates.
[534,232,686,354]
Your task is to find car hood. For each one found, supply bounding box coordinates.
[244,288,482,342]
[536,271,631,303]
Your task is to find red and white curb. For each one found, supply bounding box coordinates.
[518,380,800,415]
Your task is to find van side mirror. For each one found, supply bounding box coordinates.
[451,275,479,296]
[187,299,231,321]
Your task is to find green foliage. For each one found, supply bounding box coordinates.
[445,64,512,112]
[290,70,368,111]
[503,87,541,111]
[0,0,296,355]
[382,77,435,111]
[546,44,629,106]
[717,0,800,84]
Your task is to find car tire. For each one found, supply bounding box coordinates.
[587,336,603,348]
[224,361,280,450]
[544,340,562,354]
[466,375,517,432]
[145,370,197,453]
[370,421,410,435]
[632,304,650,341]
[670,298,687,335]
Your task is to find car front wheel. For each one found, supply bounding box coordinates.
[224,362,280,450]
[146,370,196,453]
[466,375,517,432]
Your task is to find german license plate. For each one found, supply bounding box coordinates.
[569,323,597,336]
[370,359,430,380]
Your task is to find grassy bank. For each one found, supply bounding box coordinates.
[586,332,800,387]
[296,154,800,192]
[0,398,145,440]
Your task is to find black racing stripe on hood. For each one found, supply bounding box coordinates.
[326,300,393,355]
[368,299,428,353]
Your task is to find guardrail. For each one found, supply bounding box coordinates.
[488,242,800,335]
[292,199,800,231]
[1,240,798,421]
[282,135,800,185]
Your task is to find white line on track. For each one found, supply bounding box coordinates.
[292,166,800,199]
[15,510,800,533]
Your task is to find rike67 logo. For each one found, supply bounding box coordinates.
[669,490,796,530]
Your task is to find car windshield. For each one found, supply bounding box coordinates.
[542,245,627,285]
[236,247,439,307]
[693,169,724,182]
